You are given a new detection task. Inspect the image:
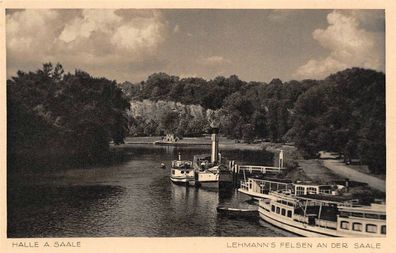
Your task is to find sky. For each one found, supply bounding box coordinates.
[6,9,385,83]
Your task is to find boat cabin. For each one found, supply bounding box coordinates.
[259,192,386,237]
[240,177,293,195]
[337,204,386,236]
[294,182,336,195]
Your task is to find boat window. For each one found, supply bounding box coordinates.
[172,170,175,175]
[276,207,280,214]
[339,211,350,218]
[296,186,305,195]
[320,189,331,194]
[271,205,275,212]
[281,209,286,216]
[380,215,386,220]
[307,187,317,194]
[351,212,364,218]
[340,221,349,230]
[181,171,184,174]
[352,222,362,231]
[364,213,379,219]
[366,224,377,233]
[381,225,386,234]
[287,210,292,218]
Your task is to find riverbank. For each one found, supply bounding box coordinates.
[121,136,264,150]
[119,136,386,192]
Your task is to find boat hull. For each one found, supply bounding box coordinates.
[217,206,258,218]
[258,207,385,237]
[170,176,194,185]
[259,207,338,237]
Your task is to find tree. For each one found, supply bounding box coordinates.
[7,63,130,166]
[160,110,180,135]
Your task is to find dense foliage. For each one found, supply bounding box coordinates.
[121,73,316,141]
[290,68,385,173]
[122,68,385,174]
[8,63,130,167]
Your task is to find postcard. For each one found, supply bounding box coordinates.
[1,0,395,253]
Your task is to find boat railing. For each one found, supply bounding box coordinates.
[240,180,251,191]
[237,165,284,174]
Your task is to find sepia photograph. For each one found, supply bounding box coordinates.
[4,4,389,243]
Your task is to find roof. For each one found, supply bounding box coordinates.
[248,176,292,184]
[339,203,386,214]
[296,194,355,204]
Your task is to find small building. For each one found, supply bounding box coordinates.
[163,134,179,143]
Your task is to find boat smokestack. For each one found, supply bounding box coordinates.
[211,127,219,164]
[178,152,181,161]
[279,150,284,168]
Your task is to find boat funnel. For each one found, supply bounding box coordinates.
[178,152,181,161]
[211,127,219,164]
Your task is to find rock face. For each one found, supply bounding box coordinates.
[129,99,211,120]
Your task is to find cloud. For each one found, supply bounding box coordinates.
[199,56,231,66]
[295,10,384,79]
[59,10,122,43]
[6,9,168,80]
[7,9,60,56]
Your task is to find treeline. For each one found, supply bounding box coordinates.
[7,63,130,168]
[122,68,385,174]
[8,64,385,174]
[122,74,316,140]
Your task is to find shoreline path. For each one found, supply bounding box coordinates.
[321,159,385,192]
[318,151,385,192]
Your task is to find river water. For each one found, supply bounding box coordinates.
[8,144,295,237]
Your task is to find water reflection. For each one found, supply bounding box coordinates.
[8,144,292,237]
[8,185,125,237]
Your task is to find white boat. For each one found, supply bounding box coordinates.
[193,162,232,188]
[170,158,194,185]
[258,192,386,237]
[238,177,293,200]
[191,125,232,188]
[239,177,345,200]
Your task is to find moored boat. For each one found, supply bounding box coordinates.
[258,192,386,237]
[238,177,293,200]
[192,124,232,189]
[170,154,194,185]
[217,205,259,218]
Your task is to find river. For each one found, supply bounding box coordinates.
[8,144,296,237]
